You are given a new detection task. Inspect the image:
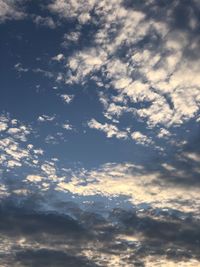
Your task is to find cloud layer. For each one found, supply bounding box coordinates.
[0,1,200,266]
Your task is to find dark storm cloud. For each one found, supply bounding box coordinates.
[0,199,200,266]
[15,249,100,267]
[116,209,200,256]
[0,200,101,266]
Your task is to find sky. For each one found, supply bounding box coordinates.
[0,0,200,266]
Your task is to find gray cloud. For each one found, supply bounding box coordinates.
[0,199,199,266]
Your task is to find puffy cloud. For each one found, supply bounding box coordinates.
[0,0,26,23]
[131,131,152,146]
[88,118,128,139]
[66,48,107,85]
[157,128,172,139]
[48,0,96,24]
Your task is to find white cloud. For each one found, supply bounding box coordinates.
[48,0,95,24]
[26,175,44,183]
[56,73,64,82]
[62,123,73,130]
[6,124,30,142]
[52,53,64,61]
[157,128,172,139]
[182,152,200,163]
[7,160,22,168]
[131,131,152,146]
[66,48,107,84]
[33,148,44,155]
[88,118,128,139]
[41,162,56,177]
[54,162,200,217]
[0,114,44,172]
[38,114,56,122]
[0,121,7,131]
[60,94,74,104]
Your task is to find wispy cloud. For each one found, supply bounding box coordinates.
[32,15,57,29]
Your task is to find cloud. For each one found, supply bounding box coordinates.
[183,152,200,163]
[157,128,172,139]
[88,118,128,139]
[0,192,199,266]
[14,62,29,73]
[26,175,44,183]
[45,132,67,145]
[17,158,198,222]
[0,114,44,174]
[33,15,57,29]
[52,53,65,61]
[1,2,200,265]
[131,131,152,146]
[62,123,73,131]
[62,31,80,48]
[48,0,95,24]
[60,94,74,104]
[33,68,54,78]
[37,114,56,122]
[66,48,107,85]
[87,117,157,146]
[0,0,27,23]
[15,249,97,267]
[0,121,8,131]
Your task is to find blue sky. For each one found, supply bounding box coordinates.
[0,0,200,266]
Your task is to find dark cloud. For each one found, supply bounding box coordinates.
[0,202,89,238]
[0,200,199,266]
[15,249,99,267]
